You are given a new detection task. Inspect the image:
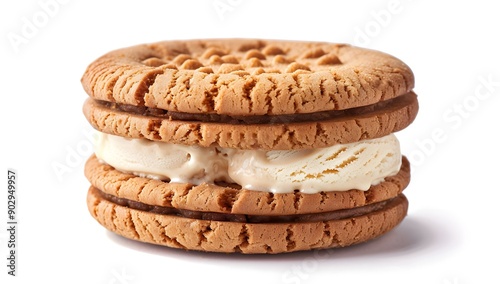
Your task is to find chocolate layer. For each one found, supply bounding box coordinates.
[92,186,398,223]
[97,92,415,125]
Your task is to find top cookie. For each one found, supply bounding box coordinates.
[81,39,414,116]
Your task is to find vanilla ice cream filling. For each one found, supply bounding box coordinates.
[94,132,402,194]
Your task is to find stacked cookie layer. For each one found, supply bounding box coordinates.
[82,39,418,253]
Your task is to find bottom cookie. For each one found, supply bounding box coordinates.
[87,186,408,254]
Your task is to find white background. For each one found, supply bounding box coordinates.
[1,0,499,283]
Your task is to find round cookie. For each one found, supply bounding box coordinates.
[82,39,414,115]
[81,39,418,149]
[88,186,408,254]
[81,39,418,254]
[86,154,410,253]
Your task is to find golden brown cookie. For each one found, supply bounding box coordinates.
[82,39,417,149]
[81,39,414,115]
[85,153,410,253]
[88,186,408,254]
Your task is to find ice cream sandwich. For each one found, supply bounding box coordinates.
[82,39,418,254]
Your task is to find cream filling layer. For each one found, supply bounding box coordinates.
[94,132,402,194]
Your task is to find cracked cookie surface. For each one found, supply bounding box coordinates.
[87,186,408,254]
[81,39,414,116]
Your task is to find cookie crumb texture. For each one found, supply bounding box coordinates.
[81,39,414,116]
[88,188,408,254]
